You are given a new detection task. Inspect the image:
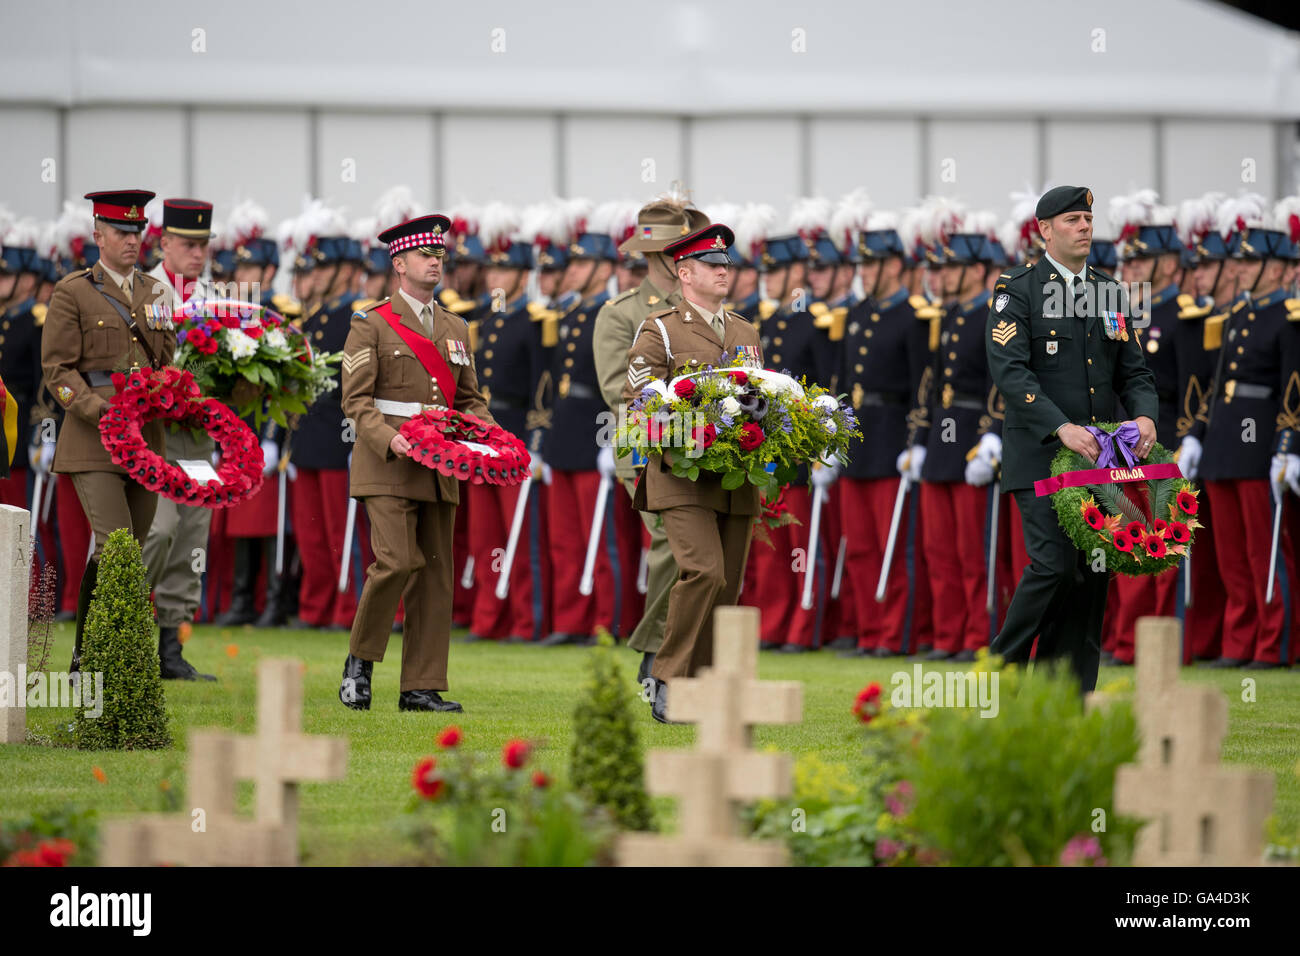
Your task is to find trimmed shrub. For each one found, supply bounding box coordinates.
[74,529,171,750]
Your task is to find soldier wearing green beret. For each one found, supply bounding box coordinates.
[985,185,1158,693]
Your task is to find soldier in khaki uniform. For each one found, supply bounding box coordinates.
[338,214,494,713]
[622,223,763,723]
[593,199,707,683]
[42,189,177,674]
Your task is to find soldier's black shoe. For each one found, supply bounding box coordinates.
[158,627,217,681]
[951,649,978,663]
[779,644,810,654]
[339,654,372,710]
[825,636,857,652]
[872,647,900,658]
[759,641,783,652]
[504,634,529,644]
[1243,659,1286,670]
[650,679,679,724]
[924,648,954,661]
[1203,657,1245,669]
[637,652,656,684]
[399,689,463,713]
[838,646,870,658]
[539,631,582,647]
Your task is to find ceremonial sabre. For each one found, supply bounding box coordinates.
[29,470,44,545]
[876,474,911,602]
[460,554,475,589]
[1183,549,1192,609]
[986,478,1000,614]
[637,547,648,594]
[274,458,288,576]
[831,535,847,600]
[580,473,612,596]
[41,471,55,524]
[801,485,827,610]
[338,496,357,593]
[496,474,533,599]
[1266,494,1283,603]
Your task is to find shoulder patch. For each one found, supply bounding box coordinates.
[1286,297,1300,322]
[32,303,47,326]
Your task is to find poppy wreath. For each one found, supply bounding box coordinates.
[98,367,266,508]
[399,407,530,486]
[1047,421,1202,576]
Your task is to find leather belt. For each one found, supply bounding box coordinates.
[374,398,447,418]
[82,370,116,387]
[1223,380,1272,403]
[857,390,909,407]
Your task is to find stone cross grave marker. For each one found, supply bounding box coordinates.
[1113,616,1274,866]
[619,606,802,866]
[102,658,347,866]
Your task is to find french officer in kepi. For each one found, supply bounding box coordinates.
[339,214,495,712]
[986,185,1158,693]
[622,222,763,723]
[41,189,177,676]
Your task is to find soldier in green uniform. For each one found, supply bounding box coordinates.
[592,199,707,682]
[985,186,1158,693]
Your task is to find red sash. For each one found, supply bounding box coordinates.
[374,301,457,406]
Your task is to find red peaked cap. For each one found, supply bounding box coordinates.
[84,189,156,233]
[664,223,736,264]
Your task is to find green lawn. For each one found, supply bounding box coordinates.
[2,623,1298,865]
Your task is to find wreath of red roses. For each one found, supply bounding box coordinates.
[98,367,266,508]
[398,407,530,486]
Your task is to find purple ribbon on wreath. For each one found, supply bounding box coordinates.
[1083,421,1142,467]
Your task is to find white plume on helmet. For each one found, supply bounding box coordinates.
[1215,192,1268,238]
[831,189,873,254]
[478,201,521,252]
[373,185,419,234]
[732,202,777,264]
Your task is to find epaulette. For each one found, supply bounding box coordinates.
[351,297,378,314]
[929,315,941,352]
[1177,293,1213,320]
[915,303,943,321]
[1230,298,1248,314]
[32,303,47,326]
[1087,266,1117,284]
[908,294,934,313]
[647,307,677,321]
[608,287,637,307]
[1286,297,1300,322]
[757,299,779,321]
[270,293,302,318]
[1203,313,1228,351]
[526,301,560,347]
[467,319,481,353]
[1000,265,1034,282]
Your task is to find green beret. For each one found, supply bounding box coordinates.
[1036,185,1093,221]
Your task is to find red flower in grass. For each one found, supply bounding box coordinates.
[673,378,696,400]
[1144,534,1167,559]
[738,422,765,451]
[502,739,530,769]
[852,682,883,723]
[437,725,462,749]
[531,771,550,789]
[1083,506,1105,531]
[1168,521,1191,544]
[411,757,444,799]
[1113,531,1134,553]
[4,839,75,867]
[1176,490,1198,516]
[693,423,717,450]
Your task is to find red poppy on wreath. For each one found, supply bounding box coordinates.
[399,408,530,487]
[1152,518,1169,539]
[673,378,697,399]
[1113,531,1134,553]
[99,367,264,508]
[739,422,765,451]
[1124,521,1145,544]
[1176,490,1198,516]
[1168,521,1191,544]
[1083,505,1105,531]
[1144,534,1167,559]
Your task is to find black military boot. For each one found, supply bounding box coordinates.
[255,540,291,628]
[339,654,372,710]
[158,625,217,681]
[217,539,261,626]
[70,559,99,674]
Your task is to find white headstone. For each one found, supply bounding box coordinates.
[0,504,31,744]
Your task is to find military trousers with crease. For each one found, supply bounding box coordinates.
[651,504,753,681]
[349,495,456,692]
[140,426,214,627]
[990,489,1106,693]
[625,478,675,655]
[71,471,158,563]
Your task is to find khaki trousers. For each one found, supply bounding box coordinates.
[350,495,456,692]
[651,505,753,681]
[71,471,158,564]
[624,478,676,654]
[141,426,215,627]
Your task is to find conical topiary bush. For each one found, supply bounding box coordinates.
[74,528,171,750]
[569,635,654,831]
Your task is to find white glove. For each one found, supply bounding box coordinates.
[1177,436,1202,482]
[1270,453,1300,503]
[976,432,1002,467]
[597,445,617,479]
[261,440,280,476]
[30,441,55,474]
[965,433,1001,487]
[542,462,553,486]
[896,445,925,482]
[811,460,840,488]
[286,462,298,481]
